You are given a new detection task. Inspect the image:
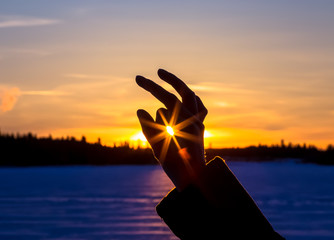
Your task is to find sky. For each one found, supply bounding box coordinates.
[0,0,333,148]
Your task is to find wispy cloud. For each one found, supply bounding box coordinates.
[0,87,21,112]
[215,101,237,108]
[3,48,52,56]
[0,85,69,113]
[22,90,68,96]
[189,82,257,94]
[0,15,60,28]
[0,48,53,60]
[64,74,115,80]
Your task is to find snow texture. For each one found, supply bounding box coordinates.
[0,160,333,240]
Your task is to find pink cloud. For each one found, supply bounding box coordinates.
[0,87,21,112]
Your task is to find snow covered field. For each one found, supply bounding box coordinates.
[0,161,333,240]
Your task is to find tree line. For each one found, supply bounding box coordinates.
[0,132,333,166]
[0,132,156,166]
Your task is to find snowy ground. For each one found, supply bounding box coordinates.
[0,160,333,240]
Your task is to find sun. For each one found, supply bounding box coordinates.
[204,130,212,138]
[130,131,147,142]
[166,126,174,136]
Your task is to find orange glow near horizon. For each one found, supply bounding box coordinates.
[14,126,331,151]
[128,128,213,149]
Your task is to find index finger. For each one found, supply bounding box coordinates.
[136,75,180,110]
[157,69,198,114]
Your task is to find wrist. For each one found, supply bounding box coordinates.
[163,155,205,192]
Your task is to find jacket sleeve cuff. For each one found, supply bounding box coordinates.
[156,185,214,239]
[156,157,285,240]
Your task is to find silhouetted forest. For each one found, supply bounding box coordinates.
[206,141,334,165]
[0,132,333,166]
[0,132,156,166]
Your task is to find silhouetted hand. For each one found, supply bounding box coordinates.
[136,69,208,191]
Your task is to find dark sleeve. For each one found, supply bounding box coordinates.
[156,157,285,240]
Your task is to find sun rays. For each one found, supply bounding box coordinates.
[139,105,204,162]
